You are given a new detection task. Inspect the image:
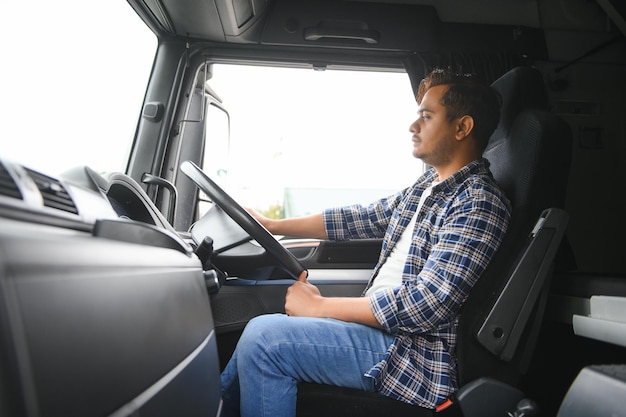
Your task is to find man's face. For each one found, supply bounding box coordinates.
[409,84,459,167]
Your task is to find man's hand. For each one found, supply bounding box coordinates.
[284,270,383,329]
[246,207,273,231]
[285,270,322,317]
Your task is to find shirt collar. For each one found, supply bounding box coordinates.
[421,158,492,195]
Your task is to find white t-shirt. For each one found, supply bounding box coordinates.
[365,182,439,296]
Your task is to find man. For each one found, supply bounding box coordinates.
[220,68,512,417]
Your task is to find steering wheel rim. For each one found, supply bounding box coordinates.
[180,160,305,280]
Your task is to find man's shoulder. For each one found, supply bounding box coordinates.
[457,172,512,214]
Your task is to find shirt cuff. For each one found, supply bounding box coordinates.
[322,207,346,241]
[368,288,400,334]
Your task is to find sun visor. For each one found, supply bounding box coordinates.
[215,0,270,41]
[260,0,438,52]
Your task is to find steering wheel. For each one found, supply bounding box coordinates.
[180,160,306,280]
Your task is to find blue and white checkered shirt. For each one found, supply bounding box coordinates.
[323,158,511,408]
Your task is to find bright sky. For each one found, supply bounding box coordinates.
[209,65,421,192]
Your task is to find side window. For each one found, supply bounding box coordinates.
[1,1,155,175]
[205,63,422,219]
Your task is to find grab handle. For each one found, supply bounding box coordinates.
[303,26,380,44]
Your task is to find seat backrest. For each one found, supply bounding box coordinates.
[456,67,573,387]
[484,67,570,236]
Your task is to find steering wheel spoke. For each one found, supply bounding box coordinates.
[180,160,305,280]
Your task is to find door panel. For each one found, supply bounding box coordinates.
[293,239,382,270]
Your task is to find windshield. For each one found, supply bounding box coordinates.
[0,0,156,176]
[207,64,423,218]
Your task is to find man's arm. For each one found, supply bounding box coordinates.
[285,271,382,328]
[249,210,328,239]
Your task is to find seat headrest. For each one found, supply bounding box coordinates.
[487,67,549,150]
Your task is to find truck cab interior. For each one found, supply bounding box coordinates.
[1,1,625,416]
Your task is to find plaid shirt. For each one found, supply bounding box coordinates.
[323,158,511,408]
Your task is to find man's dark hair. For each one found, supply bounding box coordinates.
[417,68,501,153]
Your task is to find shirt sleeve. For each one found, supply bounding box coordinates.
[323,190,405,241]
[368,184,511,335]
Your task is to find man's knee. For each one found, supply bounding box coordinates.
[237,314,288,359]
[243,313,288,338]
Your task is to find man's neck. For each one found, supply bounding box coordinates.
[434,156,480,181]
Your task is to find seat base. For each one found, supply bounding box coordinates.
[296,383,439,417]
[297,377,527,417]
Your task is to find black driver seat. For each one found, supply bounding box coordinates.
[296,66,573,417]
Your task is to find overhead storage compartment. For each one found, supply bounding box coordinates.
[260,0,438,51]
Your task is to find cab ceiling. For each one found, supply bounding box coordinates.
[138,0,615,43]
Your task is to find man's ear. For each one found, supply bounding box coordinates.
[455,115,474,141]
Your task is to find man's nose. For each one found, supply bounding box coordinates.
[409,119,420,133]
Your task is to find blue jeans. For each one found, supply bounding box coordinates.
[220,313,395,417]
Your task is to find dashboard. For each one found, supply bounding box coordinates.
[0,157,192,255]
[0,156,221,417]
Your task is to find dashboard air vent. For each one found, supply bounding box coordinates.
[25,169,79,215]
[0,162,22,200]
